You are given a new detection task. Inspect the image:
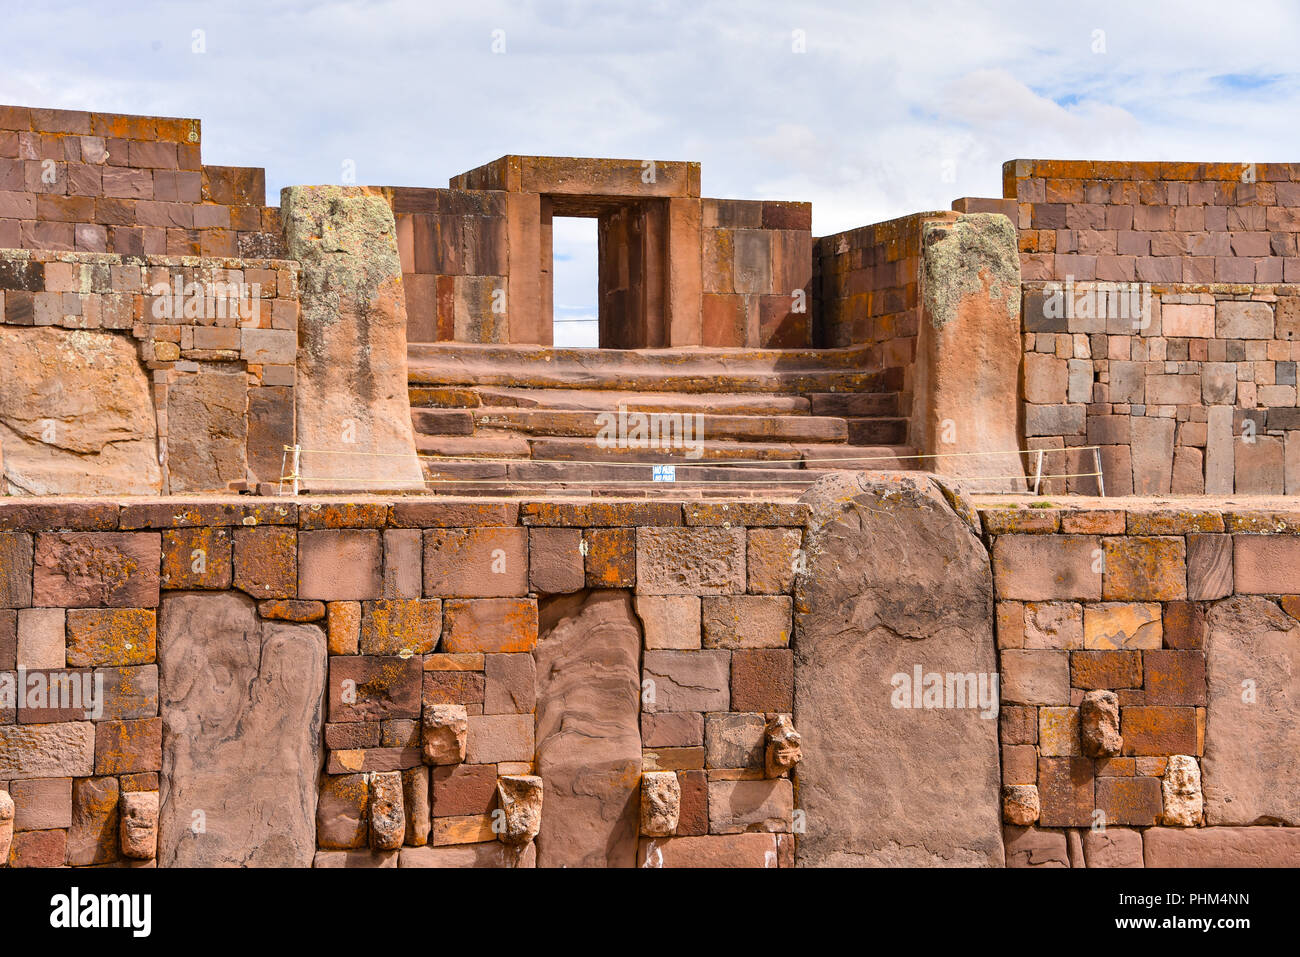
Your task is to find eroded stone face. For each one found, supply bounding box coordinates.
[158,591,326,867]
[1080,690,1122,757]
[421,704,468,765]
[764,713,802,778]
[0,327,162,495]
[496,774,543,845]
[281,186,424,492]
[794,471,1004,867]
[120,790,159,860]
[1002,785,1040,826]
[1162,755,1204,827]
[640,772,681,837]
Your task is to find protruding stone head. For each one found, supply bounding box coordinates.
[422,704,469,765]
[639,772,681,837]
[120,791,160,860]
[764,713,802,778]
[496,775,543,846]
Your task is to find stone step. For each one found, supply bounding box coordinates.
[454,408,850,443]
[845,417,908,446]
[411,386,814,416]
[808,392,900,417]
[408,342,900,394]
[526,437,807,467]
[796,445,919,469]
[415,432,532,459]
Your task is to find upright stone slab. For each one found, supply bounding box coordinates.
[1203,596,1300,825]
[281,186,424,491]
[533,590,641,867]
[158,591,326,866]
[913,214,1025,491]
[794,471,1004,866]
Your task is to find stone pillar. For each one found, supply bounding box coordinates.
[281,186,425,492]
[793,471,1004,866]
[912,213,1026,491]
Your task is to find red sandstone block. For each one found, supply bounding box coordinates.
[1102,536,1185,600]
[358,599,442,655]
[441,598,537,653]
[232,526,296,599]
[0,531,33,607]
[1143,826,1300,866]
[528,527,584,594]
[1095,775,1162,826]
[746,527,801,594]
[730,649,792,712]
[992,535,1101,600]
[431,763,497,817]
[423,527,527,597]
[1037,755,1094,827]
[9,828,67,867]
[298,529,382,600]
[638,833,779,868]
[33,532,160,608]
[1233,535,1300,594]
[1120,706,1198,756]
[1070,650,1142,689]
[160,527,232,589]
[1162,601,1206,649]
[421,669,485,711]
[584,527,635,588]
[328,655,422,722]
[1142,650,1206,706]
[94,717,161,774]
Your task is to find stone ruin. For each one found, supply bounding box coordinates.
[0,104,1298,868]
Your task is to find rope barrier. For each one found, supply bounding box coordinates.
[279,444,1104,492]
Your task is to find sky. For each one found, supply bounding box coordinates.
[4,0,1300,344]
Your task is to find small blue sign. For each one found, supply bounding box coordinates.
[653,465,676,482]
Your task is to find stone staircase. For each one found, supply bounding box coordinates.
[406,343,916,494]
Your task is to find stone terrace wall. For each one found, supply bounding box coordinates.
[1005,160,1300,285]
[985,502,1300,867]
[814,212,955,413]
[1021,281,1300,495]
[0,104,283,259]
[701,199,812,348]
[0,497,801,868]
[0,250,298,495]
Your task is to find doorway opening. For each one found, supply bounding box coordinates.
[551,216,599,348]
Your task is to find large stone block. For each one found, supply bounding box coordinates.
[0,327,162,494]
[166,372,248,492]
[794,472,1003,866]
[157,592,326,866]
[1204,597,1300,826]
[1143,826,1300,866]
[0,722,96,780]
[33,532,160,607]
[635,527,746,595]
[534,591,641,867]
[992,535,1101,601]
[281,185,424,491]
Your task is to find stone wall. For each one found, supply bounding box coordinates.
[1006,159,1300,285]
[0,249,299,495]
[389,187,509,344]
[0,497,802,868]
[985,501,1300,867]
[0,104,282,259]
[701,198,812,348]
[3,490,1299,868]
[1021,280,1300,495]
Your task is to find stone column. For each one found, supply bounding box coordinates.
[912,213,1026,491]
[281,186,425,492]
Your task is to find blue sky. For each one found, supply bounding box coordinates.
[4,0,1300,344]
